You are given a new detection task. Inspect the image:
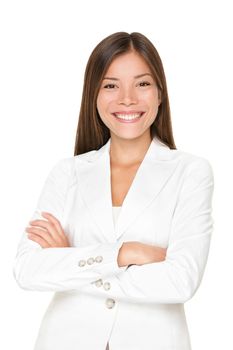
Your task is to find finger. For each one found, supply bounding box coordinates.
[27,233,50,248]
[26,227,56,246]
[29,219,52,231]
[29,219,60,242]
[41,212,64,237]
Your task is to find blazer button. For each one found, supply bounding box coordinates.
[78,259,86,267]
[95,255,103,263]
[94,279,103,287]
[103,282,111,290]
[105,298,115,309]
[87,257,95,265]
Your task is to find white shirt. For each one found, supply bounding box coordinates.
[112,206,122,227]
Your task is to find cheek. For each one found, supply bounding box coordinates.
[97,97,106,114]
[96,96,111,124]
[143,88,159,102]
[97,91,117,109]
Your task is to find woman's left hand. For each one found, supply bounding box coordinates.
[25,212,71,248]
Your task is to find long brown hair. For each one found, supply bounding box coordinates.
[74,31,176,155]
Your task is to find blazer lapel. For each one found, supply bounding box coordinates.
[75,139,116,242]
[76,136,180,242]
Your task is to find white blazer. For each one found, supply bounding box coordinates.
[13,136,214,350]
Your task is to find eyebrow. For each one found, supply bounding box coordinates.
[103,73,153,81]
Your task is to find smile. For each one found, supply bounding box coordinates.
[112,112,145,123]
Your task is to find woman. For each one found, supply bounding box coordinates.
[13,32,214,350]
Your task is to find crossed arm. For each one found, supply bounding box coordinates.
[13,156,214,304]
[36,217,166,266]
[24,211,166,265]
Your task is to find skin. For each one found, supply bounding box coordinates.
[26,50,167,266]
[26,212,70,248]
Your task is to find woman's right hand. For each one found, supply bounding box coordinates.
[117,241,167,267]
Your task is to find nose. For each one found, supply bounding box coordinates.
[118,87,138,105]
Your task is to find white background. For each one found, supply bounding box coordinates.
[1,0,232,349]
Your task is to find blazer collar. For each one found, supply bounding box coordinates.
[75,136,180,241]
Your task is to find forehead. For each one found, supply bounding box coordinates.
[105,51,152,76]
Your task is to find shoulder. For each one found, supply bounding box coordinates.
[46,150,98,187]
[42,157,76,188]
[154,136,214,179]
[47,156,75,175]
[48,149,97,173]
[169,149,214,189]
[175,149,213,175]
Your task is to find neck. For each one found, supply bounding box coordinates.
[109,133,152,166]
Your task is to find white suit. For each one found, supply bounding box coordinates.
[13,136,214,350]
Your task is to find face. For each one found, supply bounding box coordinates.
[96,50,161,141]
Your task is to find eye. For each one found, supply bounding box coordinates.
[103,84,116,89]
[139,81,151,87]
[103,81,151,89]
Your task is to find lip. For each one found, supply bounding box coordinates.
[112,112,145,124]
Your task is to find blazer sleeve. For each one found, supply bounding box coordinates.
[102,157,214,304]
[12,157,125,292]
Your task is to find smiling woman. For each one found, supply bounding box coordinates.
[96,50,161,139]
[13,31,214,350]
[74,31,176,157]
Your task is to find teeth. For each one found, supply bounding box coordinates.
[114,113,142,120]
